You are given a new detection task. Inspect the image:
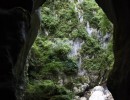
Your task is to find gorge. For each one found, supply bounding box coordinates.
[0,0,129,100]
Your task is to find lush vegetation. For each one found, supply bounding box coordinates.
[25,80,73,100]
[25,0,113,99]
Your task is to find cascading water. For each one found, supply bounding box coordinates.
[69,38,83,57]
[68,38,87,76]
[78,11,84,23]
[86,21,99,36]
[86,21,93,36]
[78,56,87,76]
[74,0,84,23]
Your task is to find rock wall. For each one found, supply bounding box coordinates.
[0,0,46,100]
[96,0,130,99]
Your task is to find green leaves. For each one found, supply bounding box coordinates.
[25,80,73,100]
[81,0,113,34]
[28,37,78,80]
[63,59,78,76]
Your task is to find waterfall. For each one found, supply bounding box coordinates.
[86,21,98,36]
[78,10,84,23]
[68,38,87,76]
[85,22,111,49]
[69,38,83,57]
[78,56,82,68]
[74,0,84,23]
[86,22,93,36]
[78,56,86,76]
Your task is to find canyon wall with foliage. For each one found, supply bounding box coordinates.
[25,0,113,100]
